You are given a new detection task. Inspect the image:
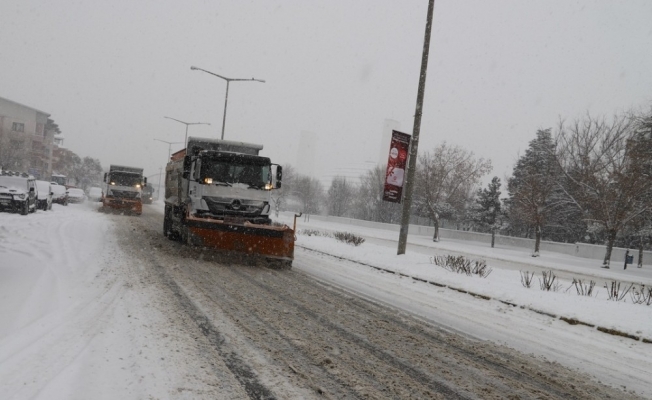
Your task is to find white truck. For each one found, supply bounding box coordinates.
[163,137,294,266]
[102,165,146,215]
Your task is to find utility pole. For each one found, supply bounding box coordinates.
[398,0,435,255]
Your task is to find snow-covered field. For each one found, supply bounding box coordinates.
[1,203,651,398]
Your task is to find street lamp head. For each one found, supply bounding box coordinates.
[190,66,198,70]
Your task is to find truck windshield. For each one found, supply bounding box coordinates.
[110,172,142,186]
[200,161,270,188]
[51,175,66,185]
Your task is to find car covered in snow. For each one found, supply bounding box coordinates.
[87,186,103,202]
[50,184,68,206]
[67,188,86,203]
[35,180,53,211]
[0,172,38,215]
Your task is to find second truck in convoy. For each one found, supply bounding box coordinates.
[163,137,294,267]
[102,165,146,215]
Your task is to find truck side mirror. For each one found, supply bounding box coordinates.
[144,177,147,186]
[276,166,283,189]
[182,171,190,179]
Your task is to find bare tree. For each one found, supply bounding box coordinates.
[352,165,402,223]
[270,164,295,217]
[0,136,29,172]
[326,176,354,217]
[556,112,652,267]
[292,174,323,214]
[414,143,492,241]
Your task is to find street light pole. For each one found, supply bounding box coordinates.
[163,117,210,148]
[153,139,183,161]
[190,65,265,140]
[397,0,435,255]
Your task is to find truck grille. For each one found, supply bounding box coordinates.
[110,190,139,199]
[203,197,266,217]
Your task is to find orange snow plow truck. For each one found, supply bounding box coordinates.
[163,137,294,268]
[102,165,146,215]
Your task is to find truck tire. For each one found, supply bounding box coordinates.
[164,205,179,241]
[163,211,171,238]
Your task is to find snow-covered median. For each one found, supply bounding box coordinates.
[295,232,652,341]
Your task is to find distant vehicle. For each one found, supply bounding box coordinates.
[51,174,67,186]
[141,185,154,204]
[102,165,145,215]
[35,180,53,211]
[51,184,68,206]
[87,186,103,202]
[0,171,37,215]
[67,188,86,203]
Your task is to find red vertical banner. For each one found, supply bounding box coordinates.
[383,130,411,203]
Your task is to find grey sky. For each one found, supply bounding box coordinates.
[1,0,651,185]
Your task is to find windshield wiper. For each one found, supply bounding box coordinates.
[212,181,232,187]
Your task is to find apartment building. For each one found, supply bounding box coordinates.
[0,96,55,178]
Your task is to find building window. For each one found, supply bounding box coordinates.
[12,122,25,132]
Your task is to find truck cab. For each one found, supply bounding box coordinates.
[166,137,281,225]
[102,165,146,215]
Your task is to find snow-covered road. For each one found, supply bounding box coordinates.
[1,203,649,399]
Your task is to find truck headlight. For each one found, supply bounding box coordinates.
[264,183,273,190]
[204,178,213,184]
[135,184,141,188]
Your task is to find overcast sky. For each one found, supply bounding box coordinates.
[1,0,651,187]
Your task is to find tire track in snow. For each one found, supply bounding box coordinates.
[151,263,277,400]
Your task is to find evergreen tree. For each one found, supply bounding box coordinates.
[507,129,564,256]
[473,176,502,247]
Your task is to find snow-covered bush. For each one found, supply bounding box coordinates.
[333,231,365,246]
[431,255,492,278]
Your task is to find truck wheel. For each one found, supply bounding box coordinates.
[20,201,29,215]
[163,212,170,238]
[180,226,189,244]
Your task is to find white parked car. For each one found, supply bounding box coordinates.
[35,180,53,211]
[87,186,103,202]
[67,188,86,203]
[50,184,68,206]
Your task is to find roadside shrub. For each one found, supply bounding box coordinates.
[630,285,652,305]
[431,255,492,278]
[520,271,534,288]
[604,281,633,302]
[300,229,330,237]
[539,270,561,292]
[568,279,597,296]
[333,231,365,246]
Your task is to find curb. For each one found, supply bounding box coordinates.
[298,245,651,345]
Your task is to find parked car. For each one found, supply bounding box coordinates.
[67,188,86,203]
[51,184,68,206]
[0,172,38,215]
[35,180,53,211]
[87,186,103,202]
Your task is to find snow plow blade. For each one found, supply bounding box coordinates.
[185,215,295,266]
[102,198,142,215]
